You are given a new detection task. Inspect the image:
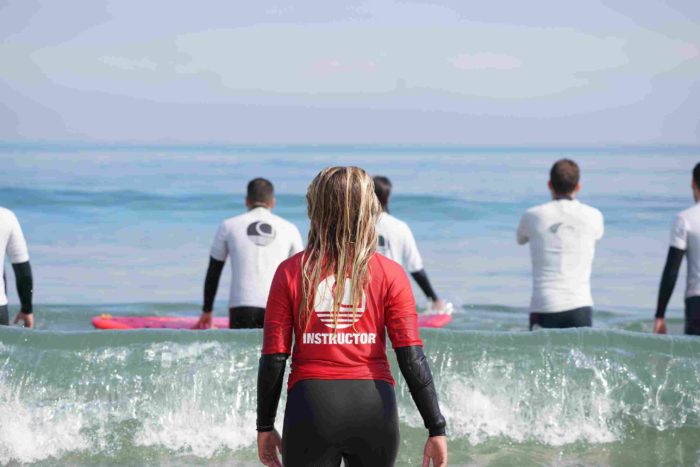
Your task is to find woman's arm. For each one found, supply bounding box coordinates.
[257,353,289,431]
[384,263,448,466]
[395,345,446,436]
[256,262,295,466]
[384,263,447,438]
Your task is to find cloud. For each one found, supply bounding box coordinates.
[0,0,699,142]
[99,56,158,71]
[677,43,700,60]
[449,53,521,71]
[306,59,378,76]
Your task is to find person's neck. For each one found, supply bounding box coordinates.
[553,193,575,201]
[248,204,270,211]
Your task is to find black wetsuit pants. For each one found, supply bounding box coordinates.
[0,305,7,326]
[229,306,265,329]
[282,379,400,467]
[530,306,592,330]
[685,297,700,335]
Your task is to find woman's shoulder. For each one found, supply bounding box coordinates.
[371,252,405,278]
[278,251,305,274]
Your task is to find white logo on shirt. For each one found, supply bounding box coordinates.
[313,276,366,329]
[246,221,276,246]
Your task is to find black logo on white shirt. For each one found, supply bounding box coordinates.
[247,221,276,246]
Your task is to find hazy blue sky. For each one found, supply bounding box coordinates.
[1,0,699,144]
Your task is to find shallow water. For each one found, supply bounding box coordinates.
[1,144,700,465]
[2,323,700,466]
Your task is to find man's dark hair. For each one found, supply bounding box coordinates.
[549,159,580,196]
[373,176,392,211]
[693,163,700,188]
[247,178,274,205]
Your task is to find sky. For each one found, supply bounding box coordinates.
[1,0,699,145]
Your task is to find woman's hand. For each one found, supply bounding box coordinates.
[423,435,447,467]
[257,430,283,467]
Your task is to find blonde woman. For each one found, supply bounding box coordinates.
[256,167,447,467]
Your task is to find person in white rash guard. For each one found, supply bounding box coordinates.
[654,162,700,336]
[517,159,604,330]
[0,207,34,328]
[193,178,303,329]
[373,176,446,311]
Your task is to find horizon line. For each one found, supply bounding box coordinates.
[1,140,699,154]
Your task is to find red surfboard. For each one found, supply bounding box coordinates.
[92,315,229,330]
[417,312,453,328]
[92,312,452,330]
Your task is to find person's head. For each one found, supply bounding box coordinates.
[301,166,380,329]
[373,176,392,212]
[246,178,275,209]
[691,163,700,202]
[548,159,581,199]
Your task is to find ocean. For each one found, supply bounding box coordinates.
[1,144,699,466]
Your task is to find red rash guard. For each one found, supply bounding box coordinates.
[262,252,423,390]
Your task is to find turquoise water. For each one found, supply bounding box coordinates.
[1,145,700,465]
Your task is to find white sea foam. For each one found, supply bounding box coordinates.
[1,330,699,464]
[0,387,90,464]
[440,383,617,445]
[400,347,627,446]
[135,400,256,457]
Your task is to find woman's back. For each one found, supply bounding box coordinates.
[263,252,422,389]
[256,166,447,467]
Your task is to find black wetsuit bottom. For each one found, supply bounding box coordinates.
[0,305,7,326]
[684,297,700,336]
[282,379,400,467]
[530,306,592,330]
[228,306,264,329]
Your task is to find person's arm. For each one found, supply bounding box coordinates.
[202,257,225,312]
[516,213,529,245]
[257,263,294,467]
[7,212,32,328]
[595,210,605,241]
[257,353,288,432]
[656,215,689,333]
[403,224,441,303]
[12,261,33,314]
[395,345,446,436]
[410,269,439,302]
[193,257,225,329]
[385,265,447,465]
[194,224,228,329]
[257,353,286,467]
[654,247,685,333]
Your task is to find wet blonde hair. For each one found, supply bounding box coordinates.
[300,166,380,330]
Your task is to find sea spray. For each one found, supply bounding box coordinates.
[1,327,699,465]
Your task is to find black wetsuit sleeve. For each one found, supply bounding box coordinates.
[656,247,686,319]
[395,345,446,436]
[256,353,289,432]
[12,261,33,314]
[202,257,225,312]
[410,269,438,302]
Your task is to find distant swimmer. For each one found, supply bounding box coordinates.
[193,178,303,329]
[257,167,447,467]
[517,159,604,330]
[373,176,447,311]
[0,207,34,328]
[654,163,700,336]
